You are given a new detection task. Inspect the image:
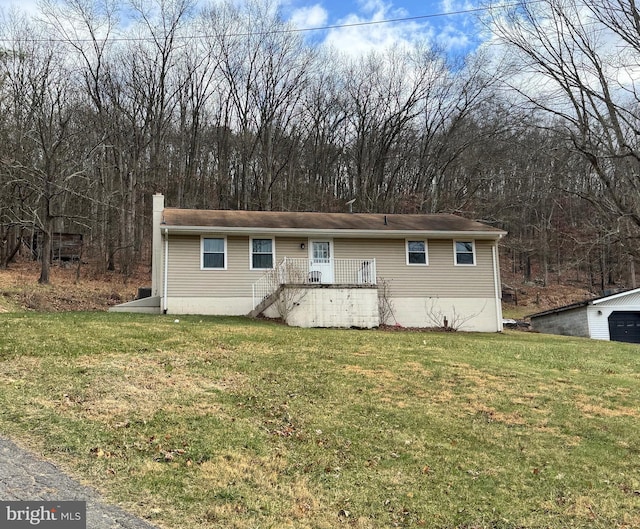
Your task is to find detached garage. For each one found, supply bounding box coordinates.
[529,288,640,343]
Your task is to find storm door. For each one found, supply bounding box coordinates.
[309,240,334,283]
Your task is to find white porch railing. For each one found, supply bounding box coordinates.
[251,257,376,310]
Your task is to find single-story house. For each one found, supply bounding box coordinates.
[528,288,640,343]
[111,194,507,331]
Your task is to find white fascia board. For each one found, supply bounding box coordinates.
[591,287,640,305]
[161,225,506,240]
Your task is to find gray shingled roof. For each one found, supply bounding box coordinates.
[161,208,506,238]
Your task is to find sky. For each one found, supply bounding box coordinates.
[0,0,485,56]
[284,0,483,55]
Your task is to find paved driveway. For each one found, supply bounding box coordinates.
[0,436,160,529]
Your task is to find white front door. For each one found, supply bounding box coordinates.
[309,240,334,283]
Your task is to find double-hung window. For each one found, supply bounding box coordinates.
[202,237,226,269]
[406,240,428,265]
[454,241,475,265]
[251,238,274,269]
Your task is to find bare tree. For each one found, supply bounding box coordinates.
[204,0,314,210]
[296,49,349,210]
[0,13,91,283]
[487,0,640,261]
[342,47,430,212]
[38,0,121,272]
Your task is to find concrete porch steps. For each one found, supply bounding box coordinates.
[248,286,284,318]
[108,296,162,314]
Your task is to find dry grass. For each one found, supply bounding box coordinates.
[0,268,639,528]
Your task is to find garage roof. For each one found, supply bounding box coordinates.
[528,287,640,319]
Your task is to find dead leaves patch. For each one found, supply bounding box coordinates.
[344,364,398,382]
[574,395,640,419]
[471,404,527,426]
[199,454,322,522]
[46,353,249,424]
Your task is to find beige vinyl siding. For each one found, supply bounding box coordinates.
[167,234,496,299]
[167,235,309,297]
[334,238,496,298]
[275,237,309,260]
[168,234,255,297]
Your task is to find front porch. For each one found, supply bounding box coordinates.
[250,258,379,327]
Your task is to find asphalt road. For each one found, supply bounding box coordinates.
[0,435,161,529]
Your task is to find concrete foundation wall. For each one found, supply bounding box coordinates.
[167,297,253,315]
[281,286,379,328]
[156,291,500,332]
[389,297,502,332]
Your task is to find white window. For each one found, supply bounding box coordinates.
[250,238,275,269]
[454,241,475,266]
[201,236,226,269]
[406,240,428,265]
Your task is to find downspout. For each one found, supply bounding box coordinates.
[492,239,503,332]
[163,228,169,314]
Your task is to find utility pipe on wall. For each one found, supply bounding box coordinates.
[163,228,169,313]
[492,240,503,332]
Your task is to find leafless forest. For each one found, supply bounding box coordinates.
[1,0,639,290]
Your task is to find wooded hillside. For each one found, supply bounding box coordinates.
[1,0,638,293]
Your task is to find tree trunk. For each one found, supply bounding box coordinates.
[39,210,53,284]
[2,227,23,268]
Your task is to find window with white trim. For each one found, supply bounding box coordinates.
[406,240,428,265]
[202,237,226,269]
[454,241,475,265]
[251,238,274,269]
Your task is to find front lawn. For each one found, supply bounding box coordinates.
[0,313,638,528]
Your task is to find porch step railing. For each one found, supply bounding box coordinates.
[251,257,376,313]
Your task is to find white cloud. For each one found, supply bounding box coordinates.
[440,0,475,14]
[357,0,392,16]
[323,22,425,56]
[320,1,432,57]
[294,0,482,57]
[290,4,328,29]
[435,23,470,51]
